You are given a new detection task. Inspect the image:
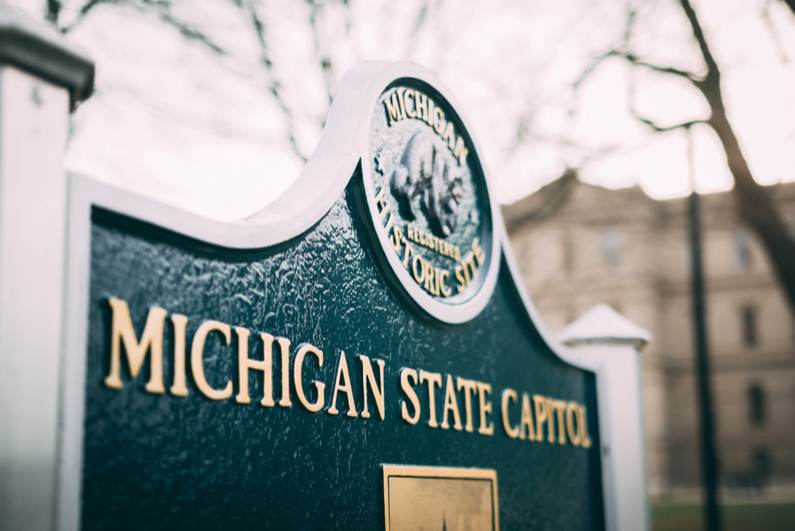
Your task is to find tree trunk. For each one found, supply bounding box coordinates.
[701,86,795,317]
[679,0,795,318]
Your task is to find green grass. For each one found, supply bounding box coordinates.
[652,503,795,531]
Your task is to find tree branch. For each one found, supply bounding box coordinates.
[306,0,336,106]
[626,70,705,132]
[246,2,309,162]
[60,0,111,33]
[156,8,225,55]
[632,114,705,133]
[572,51,612,90]
[674,0,795,318]
[46,0,62,25]
[761,1,790,64]
[679,0,719,84]
[574,50,699,94]
[61,0,228,57]
[628,97,706,132]
[621,52,698,81]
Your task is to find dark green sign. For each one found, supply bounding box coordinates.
[65,62,605,531]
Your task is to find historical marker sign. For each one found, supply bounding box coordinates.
[55,62,606,531]
[365,79,498,321]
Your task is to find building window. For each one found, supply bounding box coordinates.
[748,383,766,426]
[601,228,621,268]
[751,448,772,484]
[742,306,759,348]
[734,228,753,272]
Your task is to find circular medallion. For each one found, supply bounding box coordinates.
[363,78,499,323]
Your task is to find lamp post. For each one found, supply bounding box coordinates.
[687,127,722,531]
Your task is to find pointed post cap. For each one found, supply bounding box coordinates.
[0,4,94,109]
[558,304,652,350]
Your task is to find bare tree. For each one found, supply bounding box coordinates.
[42,0,795,316]
[44,0,358,163]
[577,0,795,317]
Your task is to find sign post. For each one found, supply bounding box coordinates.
[0,11,649,531]
[0,7,93,531]
[560,304,653,531]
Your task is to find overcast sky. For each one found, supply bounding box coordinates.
[10,0,795,220]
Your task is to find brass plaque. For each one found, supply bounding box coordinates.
[383,465,499,531]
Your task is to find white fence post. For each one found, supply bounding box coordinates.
[0,6,93,530]
[558,304,653,531]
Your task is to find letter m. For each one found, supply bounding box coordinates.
[105,297,167,393]
[384,92,402,126]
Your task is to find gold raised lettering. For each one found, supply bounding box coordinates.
[170,314,189,396]
[501,389,520,439]
[545,398,558,443]
[396,88,407,120]
[402,243,414,270]
[520,393,536,441]
[191,320,233,400]
[533,394,549,442]
[416,93,429,122]
[278,337,292,407]
[424,264,437,295]
[236,329,274,406]
[294,344,325,413]
[385,92,402,126]
[437,269,450,297]
[412,255,426,283]
[462,252,476,285]
[456,377,478,432]
[105,298,167,393]
[327,350,356,417]
[476,382,494,435]
[453,136,468,166]
[578,404,593,448]
[566,402,581,446]
[440,374,463,430]
[359,355,386,420]
[419,370,442,428]
[403,89,416,118]
[551,399,567,444]
[472,238,485,266]
[374,188,393,231]
[442,122,455,149]
[433,107,445,135]
[455,265,466,293]
[390,226,403,253]
[544,397,554,442]
[400,368,421,425]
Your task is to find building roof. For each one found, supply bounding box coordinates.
[501,177,795,233]
[500,172,660,233]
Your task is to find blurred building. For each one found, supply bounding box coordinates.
[502,178,795,500]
